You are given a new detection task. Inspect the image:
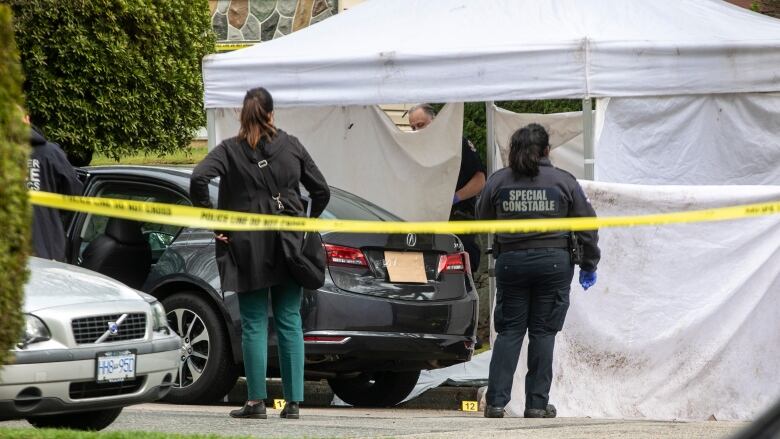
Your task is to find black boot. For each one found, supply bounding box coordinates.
[230,401,267,419]
[280,401,300,419]
[484,405,505,418]
[524,404,557,418]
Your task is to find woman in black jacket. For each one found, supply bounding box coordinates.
[190,87,330,420]
[477,123,600,419]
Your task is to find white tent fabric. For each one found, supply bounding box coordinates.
[595,94,780,185]
[499,181,780,420]
[213,104,464,221]
[491,106,586,179]
[203,0,780,108]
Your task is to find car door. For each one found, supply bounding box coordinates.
[66,175,192,275]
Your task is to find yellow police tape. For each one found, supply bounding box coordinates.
[28,191,780,234]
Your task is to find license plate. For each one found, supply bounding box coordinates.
[96,350,136,383]
[384,251,427,283]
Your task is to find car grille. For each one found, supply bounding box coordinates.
[71,313,147,344]
[69,377,145,399]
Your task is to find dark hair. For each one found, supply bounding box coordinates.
[508,123,550,178]
[238,87,276,148]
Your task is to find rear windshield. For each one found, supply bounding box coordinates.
[320,191,400,222]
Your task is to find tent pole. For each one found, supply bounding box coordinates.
[207,108,217,152]
[583,98,594,180]
[485,101,496,345]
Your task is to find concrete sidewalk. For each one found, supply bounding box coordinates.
[114,404,752,438]
[2,403,748,439]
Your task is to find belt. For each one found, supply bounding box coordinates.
[497,238,569,254]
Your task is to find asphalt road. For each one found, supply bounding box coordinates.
[1,403,750,438]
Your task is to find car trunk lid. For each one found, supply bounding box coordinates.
[322,232,470,301]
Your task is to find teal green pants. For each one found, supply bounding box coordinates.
[238,279,304,402]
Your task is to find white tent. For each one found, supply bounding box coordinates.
[201,0,780,420]
[203,0,780,182]
[203,0,780,108]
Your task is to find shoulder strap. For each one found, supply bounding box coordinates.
[253,142,285,211]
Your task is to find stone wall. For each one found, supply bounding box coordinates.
[209,0,337,42]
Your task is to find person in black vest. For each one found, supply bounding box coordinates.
[477,123,600,418]
[24,112,83,261]
[408,104,485,272]
[190,87,330,420]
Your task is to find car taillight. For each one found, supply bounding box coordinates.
[437,252,470,276]
[324,244,368,267]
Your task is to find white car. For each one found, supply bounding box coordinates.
[0,257,181,430]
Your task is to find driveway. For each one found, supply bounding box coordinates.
[2,403,748,438]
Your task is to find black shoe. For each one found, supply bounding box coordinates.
[280,401,300,419]
[484,405,505,418]
[524,404,557,418]
[230,401,267,419]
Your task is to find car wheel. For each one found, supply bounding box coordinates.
[28,407,122,431]
[162,292,238,404]
[328,370,421,407]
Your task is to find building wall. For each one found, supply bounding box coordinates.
[208,0,337,42]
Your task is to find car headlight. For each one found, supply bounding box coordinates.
[18,314,51,348]
[151,301,170,333]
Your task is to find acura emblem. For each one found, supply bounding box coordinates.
[107,322,119,336]
[406,234,417,247]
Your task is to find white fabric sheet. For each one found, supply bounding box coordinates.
[402,351,491,403]
[213,104,464,221]
[492,106,586,179]
[203,0,780,108]
[595,94,780,185]
[500,181,780,420]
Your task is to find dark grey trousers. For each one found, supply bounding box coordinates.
[486,248,574,409]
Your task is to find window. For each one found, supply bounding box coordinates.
[320,190,400,221]
[79,181,191,261]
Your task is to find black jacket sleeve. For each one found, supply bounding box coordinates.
[296,139,330,218]
[568,181,600,272]
[476,174,497,220]
[51,147,83,196]
[190,144,228,208]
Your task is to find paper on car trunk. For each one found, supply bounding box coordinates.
[384,251,427,284]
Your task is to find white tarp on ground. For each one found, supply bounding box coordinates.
[491,106,585,179]
[595,94,780,185]
[203,0,780,108]
[403,351,491,403]
[213,104,463,221]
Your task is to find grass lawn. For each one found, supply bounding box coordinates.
[0,428,249,439]
[90,141,208,166]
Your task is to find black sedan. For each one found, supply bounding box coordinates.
[65,166,478,407]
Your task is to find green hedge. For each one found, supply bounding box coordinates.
[0,4,30,368]
[8,0,215,165]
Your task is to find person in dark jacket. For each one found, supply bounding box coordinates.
[190,87,330,420]
[24,113,83,261]
[477,123,600,419]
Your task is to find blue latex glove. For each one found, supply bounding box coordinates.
[579,270,597,290]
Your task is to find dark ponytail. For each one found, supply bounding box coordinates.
[508,123,550,178]
[238,87,277,149]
